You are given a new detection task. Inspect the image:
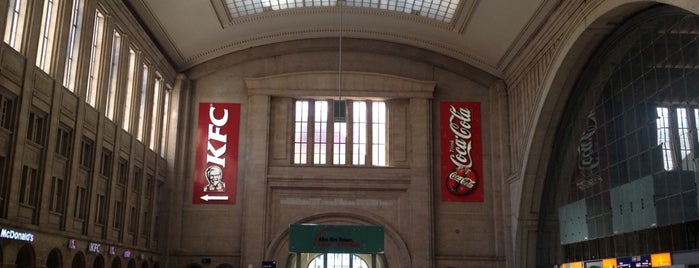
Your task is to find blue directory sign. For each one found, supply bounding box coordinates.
[617,255,651,268]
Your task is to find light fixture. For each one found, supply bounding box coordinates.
[333,0,346,123]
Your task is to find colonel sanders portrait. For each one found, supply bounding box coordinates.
[203,166,226,192]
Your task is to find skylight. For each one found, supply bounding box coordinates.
[225,0,459,23]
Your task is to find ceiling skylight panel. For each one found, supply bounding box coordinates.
[225,0,459,23]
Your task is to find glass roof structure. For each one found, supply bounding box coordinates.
[225,0,460,23]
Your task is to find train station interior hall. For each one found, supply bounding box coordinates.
[2,0,699,267]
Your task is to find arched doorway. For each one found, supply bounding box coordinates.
[140,260,149,268]
[111,257,121,268]
[15,244,35,268]
[93,254,105,268]
[127,259,136,268]
[71,252,85,268]
[186,263,203,268]
[286,224,387,268]
[215,264,233,268]
[46,248,63,268]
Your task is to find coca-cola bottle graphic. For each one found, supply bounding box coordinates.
[446,165,478,196]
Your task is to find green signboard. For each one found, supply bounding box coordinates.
[288,224,384,253]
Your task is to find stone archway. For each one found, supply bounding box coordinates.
[111,256,121,268]
[127,259,136,268]
[46,248,62,268]
[93,254,105,268]
[71,252,85,268]
[513,1,699,267]
[265,212,410,268]
[15,244,34,268]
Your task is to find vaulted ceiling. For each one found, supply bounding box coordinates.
[126,0,559,77]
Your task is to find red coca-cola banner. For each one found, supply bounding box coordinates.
[440,101,483,202]
[192,103,240,204]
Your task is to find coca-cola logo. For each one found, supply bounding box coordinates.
[577,111,599,171]
[445,105,479,196]
[575,111,601,191]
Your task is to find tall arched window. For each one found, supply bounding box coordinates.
[537,5,699,265]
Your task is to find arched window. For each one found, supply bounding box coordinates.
[537,4,699,265]
[307,253,368,268]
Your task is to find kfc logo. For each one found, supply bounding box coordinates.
[193,103,240,204]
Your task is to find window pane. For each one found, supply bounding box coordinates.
[149,76,163,150]
[372,102,386,166]
[314,101,328,164]
[27,111,47,146]
[86,11,106,107]
[656,107,673,170]
[4,0,28,50]
[676,108,693,171]
[106,31,122,120]
[160,89,171,156]
[49,177,65,213]
[136,64,149,141]
[696,108,699,146]
[353,101,367,165]
[0,95,16,131]
[333,121,347,165]
[19,166,29,204]
[74,186,87,219]
[36,0,59,72]
[294,101,309,164]
[63,0,85,90]
[122,49,137,131]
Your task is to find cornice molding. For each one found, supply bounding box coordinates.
[245,71,436,99]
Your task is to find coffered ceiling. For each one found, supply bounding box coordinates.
[125,0,559,76]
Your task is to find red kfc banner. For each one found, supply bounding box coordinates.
[440,101,483,202]
[192,103,240,204]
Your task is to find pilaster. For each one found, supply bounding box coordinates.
[408,97,433,268]
[240,94,270,267]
